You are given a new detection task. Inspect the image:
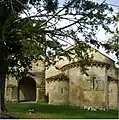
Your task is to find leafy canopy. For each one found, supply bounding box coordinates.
[104,11,119,65]
[0,0,117,78]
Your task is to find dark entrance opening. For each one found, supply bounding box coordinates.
[18,77,36,102]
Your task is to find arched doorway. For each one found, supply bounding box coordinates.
[18,77,36,102]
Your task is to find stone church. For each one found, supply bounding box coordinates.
[5,47,119,109]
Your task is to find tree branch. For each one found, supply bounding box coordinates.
[39,0,77,28]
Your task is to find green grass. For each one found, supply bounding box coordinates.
[6,103,118,119]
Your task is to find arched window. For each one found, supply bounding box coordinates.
[89,74,103,90]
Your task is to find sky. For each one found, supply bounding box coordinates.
[59,0,119,6]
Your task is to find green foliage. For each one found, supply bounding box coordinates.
[0,0,117,79]
[104,32,119,54]
[104,11,119,64]
[7,19,46,79]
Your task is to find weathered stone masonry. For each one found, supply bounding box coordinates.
[5,50,119,109]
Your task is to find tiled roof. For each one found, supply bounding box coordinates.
[46,73,69,82]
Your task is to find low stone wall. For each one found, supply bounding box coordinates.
[46,81,69,105]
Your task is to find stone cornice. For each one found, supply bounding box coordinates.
[108,76,119,82]
[60,60,110,71]
[7,84,17,88]
[46,73,69,83]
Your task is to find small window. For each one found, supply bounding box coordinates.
[61,88,64,93]
[92,76,96,90]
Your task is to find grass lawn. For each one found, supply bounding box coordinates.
[5,103,118,119]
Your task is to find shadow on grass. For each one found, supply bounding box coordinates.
[1,113,18,119]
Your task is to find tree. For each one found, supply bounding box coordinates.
[103,11,119,65]
[0,0,116,112]
[0,0,30,112]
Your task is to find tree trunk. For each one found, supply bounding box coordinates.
[0,59,8,112]
[0,73,7,112]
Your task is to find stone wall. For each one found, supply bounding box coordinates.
[45,66,61,79]
[66,66,105,107]
[5,49,118,109]
[108,66,117,78]
[45,50,118,109]
[92,50,114,65]
[46,81,69,105]
[5,60,45,103]
[5,77,18,102]
[83,91,104,107]
[109,81,118,109]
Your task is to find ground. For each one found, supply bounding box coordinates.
[2,103,118,119]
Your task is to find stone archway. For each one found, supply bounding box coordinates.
[18,77,36,102]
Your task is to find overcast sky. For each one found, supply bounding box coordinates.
[59,0,119,6]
